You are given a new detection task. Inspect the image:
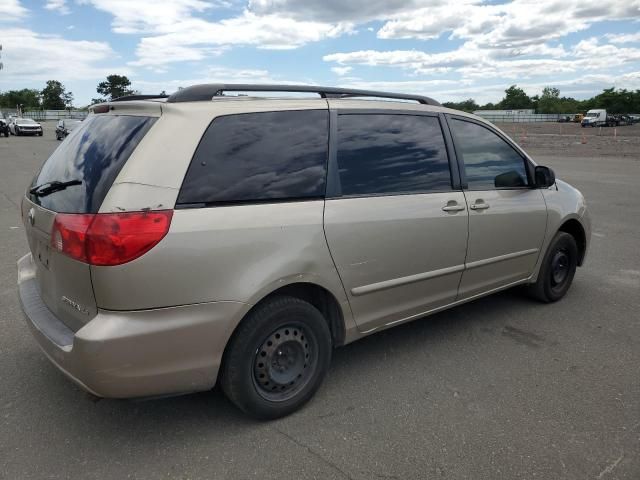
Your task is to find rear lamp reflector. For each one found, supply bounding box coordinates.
[51,210,173,266]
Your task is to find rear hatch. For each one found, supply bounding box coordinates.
[21,114,157,332]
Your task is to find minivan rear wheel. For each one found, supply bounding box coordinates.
[527,232,578,303]
[221,295,332,420]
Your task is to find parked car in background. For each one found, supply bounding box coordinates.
[9,118,43,136]
[17,84,591,420]
[612,114,633,126]
[557,115,571,123]
[55,119,83,140]
[0,119,9,137]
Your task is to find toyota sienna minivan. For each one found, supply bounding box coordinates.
[18,84,590,419]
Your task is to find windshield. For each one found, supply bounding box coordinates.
[585,112,598,117]
[29,115,157,213]
[19,118,37,124]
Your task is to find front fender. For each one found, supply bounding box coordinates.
[530,180,591,281]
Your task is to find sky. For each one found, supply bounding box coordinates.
[0,0,639,106]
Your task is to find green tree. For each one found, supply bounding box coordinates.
[41,80,67,109]
[96,74,134,100]
[591,87,640,113]
[442,98,479,112]
[498,85,533,110]
[0,89,41,109]
[537,86,561,113]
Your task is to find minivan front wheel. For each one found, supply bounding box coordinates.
[221,296,332,420]
[528,232,578,303]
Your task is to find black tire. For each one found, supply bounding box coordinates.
[527,232,578,303]
[221,295,332,420]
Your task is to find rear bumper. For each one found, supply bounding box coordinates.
[17,253,248,398]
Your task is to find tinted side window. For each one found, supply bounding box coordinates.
[177,110,328,205]
[450,119,529,189]
[336,114,451,196]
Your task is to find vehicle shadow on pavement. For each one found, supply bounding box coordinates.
[19,286,546,431]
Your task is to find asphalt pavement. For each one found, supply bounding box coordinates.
[0,123,638,479]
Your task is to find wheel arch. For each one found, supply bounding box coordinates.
[224,281,348,359]
[558,218,587,266]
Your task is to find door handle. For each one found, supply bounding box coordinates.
[442,202,466,212]
[470,202,490,210]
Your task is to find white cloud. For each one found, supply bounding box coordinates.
[606,32,640,44]
[0,0,28,21]
[377,0,640,48]
[79,1,355,67]
[131,66,309,94]
[324,48,481,73]
[45,0,71,15]
[331,66,352,76]
[247,0,455,23]
[324,35,640,81]
[129,12,354,67]
[0,28,125,82]
[78,0,214,34]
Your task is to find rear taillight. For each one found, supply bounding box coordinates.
[51,214,93,263]
[51,210,173,266]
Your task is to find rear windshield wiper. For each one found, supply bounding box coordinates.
[29,179,82,197]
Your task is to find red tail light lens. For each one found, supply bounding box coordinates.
[51,214,94,263]
[51,210,173,266]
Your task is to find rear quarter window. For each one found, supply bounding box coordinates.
[177,110,328,206]
[30,115,157,213]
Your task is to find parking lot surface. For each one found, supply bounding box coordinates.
[1,122,639,479]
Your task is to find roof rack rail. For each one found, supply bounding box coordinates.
[111,94,168,102]
[166,84,440,106]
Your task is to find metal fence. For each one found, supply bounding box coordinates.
[1,109,88,121]
[474,113,573,123]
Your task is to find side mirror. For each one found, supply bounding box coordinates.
[535,166,556,188]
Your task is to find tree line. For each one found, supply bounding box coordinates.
[3,76,639,114]
[0,80,74,110]
[0,74,137,110]
[442,85,640,114]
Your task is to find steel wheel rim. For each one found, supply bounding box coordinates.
[550,249,570,287]
[252,324,318,402]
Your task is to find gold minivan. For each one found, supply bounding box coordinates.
[18,85,590,419]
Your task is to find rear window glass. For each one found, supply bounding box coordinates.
[177,110,328,206]
[29,115,156,213]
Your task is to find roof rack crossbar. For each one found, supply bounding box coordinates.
[166,84,440,106]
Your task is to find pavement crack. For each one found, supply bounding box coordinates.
[273,426,354,480]
[1,190,19,209]
[597,453,624,478]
